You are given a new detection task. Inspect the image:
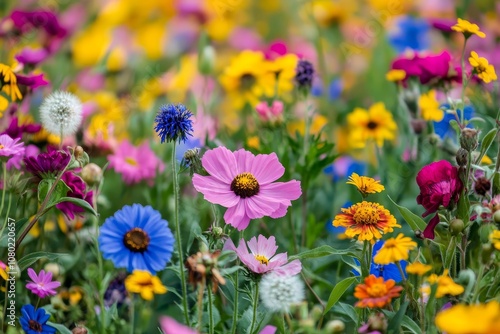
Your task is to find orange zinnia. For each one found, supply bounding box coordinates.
[354,275,403,308]
[333,201,400,242]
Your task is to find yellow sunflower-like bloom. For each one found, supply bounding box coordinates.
[373,234,417,265]
[419,90,444,122]
[406,262,432,276]
[0,63,23,113]
[423,269,464,298]
[333,201,400,242]
[452,18,486,38]
[125,270,167,301]
[219,50,275,109]
[266,54,298,96]
[386,69,406,82]
[346,173,385,197]
[490,230,500,250]
[435,301,500,334]
[469,51,497,84]
[347,102,397,149]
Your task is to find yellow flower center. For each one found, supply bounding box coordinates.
[0,144,4,149]
[125,157,138,166]
[231,172,260,198]
[353,205,380,225]
[254,254,269,265]
[383,239,397,248]
[367,282,388,297]
[123,227,150,252]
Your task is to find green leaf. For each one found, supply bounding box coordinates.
[46,322,73,334]
[475,128,498,164]
[0,218,29,247]
[388,196,427,232]
[324,276,358,314]
[444,236,459,270]
[52,197,98,217]
[18,252,70,271]
[38,179,71,207]
[387,301,409,333]
[334,302,358,323]
[288,245,357,261]
[401,316,422,334]
[456,193,470,223]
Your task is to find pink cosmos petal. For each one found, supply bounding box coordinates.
[269,202,290,219]
[160,316,197,334]
[259,181,302,201]
[250,152,285,185]
[240,253,263,273]
[233,148,255,174]
[201,146,238,183]
[224,201,251,230]
[223,238,237,252]
[192,175,239,207]
[268,252,288,267]
[260,325,277,334]
[27,268,38,282]
[272,259,302,276]
[245,196,280,218]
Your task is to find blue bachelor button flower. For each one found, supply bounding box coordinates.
[353,240,408,283]
[328,79,342,100]
[434,104,474,140]
[155,103,194,144]
[20,304,56,334]
[98,204,175,274]
[324,156,366,182]
[389,16,430,54]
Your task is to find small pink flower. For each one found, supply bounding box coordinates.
[0,134,25,160]
[26,268,61,298]
[192,146,301,230]
[224,235,302,276]
[255,101,284,122]
[160,316,197,334]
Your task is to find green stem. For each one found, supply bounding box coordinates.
[208,283,214,334]
[471,265,484,302]
[0,161,7,218]
[396,261,407,284]
[361,241,369,278]
[172,143,190,326]
[231,232,242,334]
[197,280,205,334]
[460,38,468,124]
[249,281,259,334]
[129,296,135,334]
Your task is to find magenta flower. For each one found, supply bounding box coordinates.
[192,147,301,230]
[416,160,463,239]
[56,172,93,219]
[26,268,61,298]
[15,47,50,66]
[224,235,301,276]
[2,116,42,139]
[17,73,49,90]
[0,134,25,160]
[9,10,67,38]
[24,148,71,181]
[107,140,165,185]
[255,100,284,122]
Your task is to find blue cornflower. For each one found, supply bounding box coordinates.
[353,240,408,283]
[434,104,474,140]
[324,156,366,182]
[98,204,175,274]
[19,304,56,334]
[389,16,430,54]
[154,103,193,144]
[295,59,315,89]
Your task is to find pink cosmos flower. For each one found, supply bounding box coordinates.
[223,235,302,276]
[416,160,463,239]
[26,268,61,298]
[192,146,301,230]
[108,140,165,186]
[255,101,284,122]
[0,134,25,160]
[160,317,197,334]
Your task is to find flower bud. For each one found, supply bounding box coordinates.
[367,313,387,332]
[325,319,346,333]
[310,305,323,321]
[460,128,479,151]
[494,210,500,224]
[479,224,497,243]
[449,218,464,235]
[81,163,103,187]
[44,263,61,277]
[299,319,315,329]
[456,148,468,166]
[72,326,88,334]
[474,177,491,196]
[411,119,426,134]
[481,243,493,264]
[198,45,216,75]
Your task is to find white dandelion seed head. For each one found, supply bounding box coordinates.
[39,91,83,137]
[259,273,305,313]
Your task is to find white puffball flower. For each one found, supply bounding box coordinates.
[259,273,305,313]
[39,91,83,137]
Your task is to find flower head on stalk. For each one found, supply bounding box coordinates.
[451,18,486,39]
[373,234,417,265]
[0,134,25,160]
[125,270,167,301]
[24,148,71,181]
[354,275,403,308]
[39,91,83,138]
[295,59,315,90]
[19,304,56,334]
[154,103,194,144]
[406,261,432,276]
[259,273,305,312]
[469,51,497,84]
[26,268,61,298]
[346,173,384,197]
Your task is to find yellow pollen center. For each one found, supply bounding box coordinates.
[231,172,260,198]
[384,239,397,248]
[0,144,4,149]
[367,283,388,297]
[353,206,380,225]
[125,157,138,166]
[254,254,269,265]
[123,227,150,252]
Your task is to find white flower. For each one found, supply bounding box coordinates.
[39,91,82,137]
[259,273,305,313]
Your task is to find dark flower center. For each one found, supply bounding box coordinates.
[231,172,260,198]
[240,74,256,91]
[367,121,378,130]
[123,228,150,252]
[29,320,43,332]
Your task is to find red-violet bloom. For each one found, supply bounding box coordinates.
[0,134,25,160]
[16,73,49,90]
[2,116,42,139]
[223,235,302,276]
[26,268,61,298]
[56,172,93,220]
[416,160,463,239]
[24,148,71,181]
[107,140,165,185]
[15,47,50,66]
[192,146,301,230]
[9,10,67,38]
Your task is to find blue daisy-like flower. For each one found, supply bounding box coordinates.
[19,304,56,334]
[98,204,175,274]
[154,103,194,144]
[389,15,430,54]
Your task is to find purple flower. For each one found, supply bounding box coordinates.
[10,10,67,38]
[0,134,25,160]
[26,268,61,298]
[24,148,71,181]
[223,235,301,276]
[15,47,50,66]
[16,73,49,89]
[2,116,42,140]
[56,171,93,219]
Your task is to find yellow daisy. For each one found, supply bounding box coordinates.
[125,270,167,301]
[386,69,406,82]
[419,90,444,122]
[333,201,400,242]
[469,51,497,83]
[346,173,385,196]
[266,54,298,96]
[347,102,397,148]
[373,234,417,265]
[435,301,500,334]
[490,230,500,251]
[423,269,464,298]
[406,262,432,276]
[452,18,486,39]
